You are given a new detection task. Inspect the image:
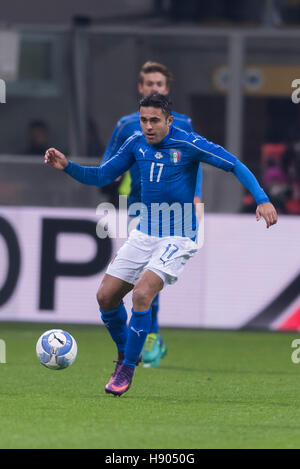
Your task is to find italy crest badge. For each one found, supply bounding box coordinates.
[170,149,181,163]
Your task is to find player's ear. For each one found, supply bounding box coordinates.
[167,115,174,126]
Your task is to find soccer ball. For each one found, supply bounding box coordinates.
[36,329,77,370]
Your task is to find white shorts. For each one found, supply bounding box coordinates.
[106,229,199,286]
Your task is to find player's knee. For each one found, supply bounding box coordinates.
[97,289,114,311]
[132,286,152,310]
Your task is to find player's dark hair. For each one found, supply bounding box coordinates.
[139,92,172,118]
[138,61,173,87]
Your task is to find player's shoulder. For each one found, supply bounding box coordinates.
[169,127,208,152]
[169,125,194,142]
[171,111,193,130]
[187,132,227,157]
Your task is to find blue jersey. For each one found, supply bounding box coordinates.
[64,126,269,239]
[102,110,202,205]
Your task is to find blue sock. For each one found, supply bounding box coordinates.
[124,307,152,368]
[100,302,128,353]
[150,294,160,333]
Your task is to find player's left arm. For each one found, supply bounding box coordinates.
[190,134,278,228]
[184,119,203,215]
[232,160,277,228]
[193,164,203,221]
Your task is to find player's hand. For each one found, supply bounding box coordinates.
[256,202,278,229]
[44,147,68,170]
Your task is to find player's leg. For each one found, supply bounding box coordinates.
[105,270,163,396]
[101,229,155,395]
[127,270,164,366]
[97,274,133,369]
[128,213,166,366]
[107,236,199,396]
[99,229,151,358]
[98,273,144,392]
[126,270,164,368]
[97,273,134,312]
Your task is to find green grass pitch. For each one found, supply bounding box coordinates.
[0,322,300,449]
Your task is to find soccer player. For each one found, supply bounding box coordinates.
[45,93,277,397]
[102,61,202,367]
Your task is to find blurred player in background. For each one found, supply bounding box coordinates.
[102,61,203,367]
[45,92,278,397]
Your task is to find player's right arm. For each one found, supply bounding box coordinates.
[181,115,203,207]
[45,134,138,187]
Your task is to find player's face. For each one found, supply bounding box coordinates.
[138,72,169,96]
[140,106,173,144]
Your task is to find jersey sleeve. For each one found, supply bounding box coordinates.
[190,134,269,205]
[189,134,237,171]
[232,160,269,205]
[187,120,203,198]
[194,164,202,198]
[64,135,137,186]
